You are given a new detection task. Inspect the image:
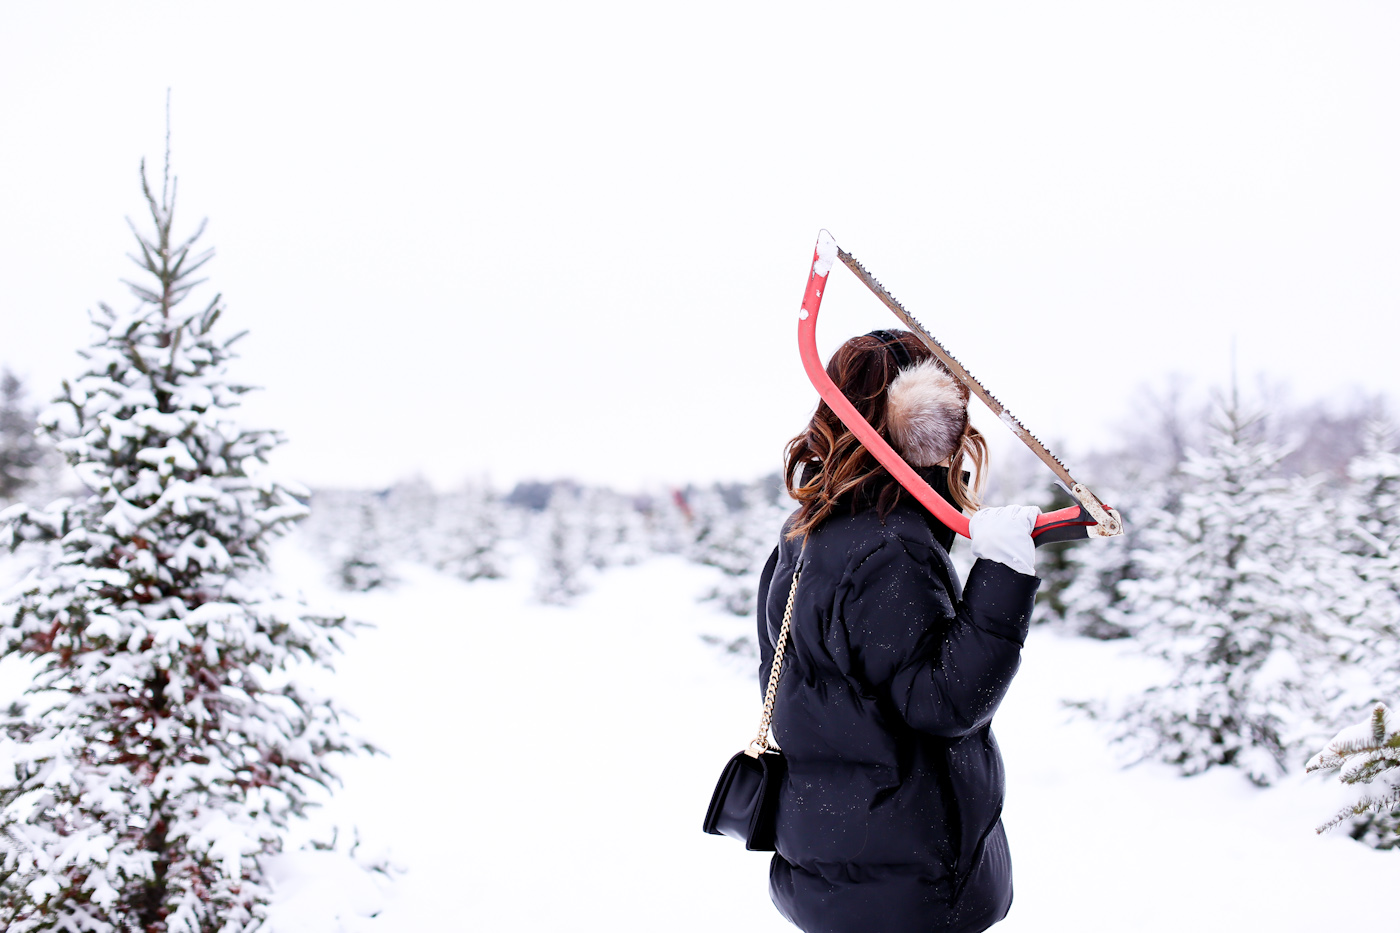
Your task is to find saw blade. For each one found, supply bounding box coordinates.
[836,248,1078,491]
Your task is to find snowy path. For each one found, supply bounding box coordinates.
[274,550,789,931]
[270,549,1391,931]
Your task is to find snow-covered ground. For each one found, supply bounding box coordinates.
[4,545,1393,930]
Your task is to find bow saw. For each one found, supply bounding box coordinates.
[798,230,1123,547]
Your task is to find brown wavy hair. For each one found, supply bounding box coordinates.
[784,330,988,540]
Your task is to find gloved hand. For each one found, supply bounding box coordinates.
[969,505,1041,577]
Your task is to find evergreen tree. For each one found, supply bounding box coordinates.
[0,157,362,931]
[688,479,790,616]
[1340,419,1400,609]
[1054,386,1199,641]
[297,488,395,593]
[0,369,43,503]
[576,487,624,573]
[380,478,438,567]
[527,481,657,605]
[639,488,692,557]
[1329,418,1400,707]
[1306,702,1400,847]
[1056,481,1173,642]
[1108,392,1346,785]
[1025,482,1086,629]
[608,494,652,568]
[533,485,588,605]
[337,499,395,592]
[1326,419,1400,845]
[431,482,505,583]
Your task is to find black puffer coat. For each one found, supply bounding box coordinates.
[757,468,1038,933]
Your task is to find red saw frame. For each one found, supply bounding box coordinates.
[797,231,1105,543]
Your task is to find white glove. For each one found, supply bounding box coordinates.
[969,505,1040,577]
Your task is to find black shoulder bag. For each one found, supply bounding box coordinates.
[702,548,800,851]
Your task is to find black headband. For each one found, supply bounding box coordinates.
[865,329,913,370]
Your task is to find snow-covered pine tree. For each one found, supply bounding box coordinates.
[1306,702,1400,847]
[1018,480,1078,627]
[0,157,362,932]
[1340,418,1400,623]
[639,488,692,557]
[337,498,395,592]
[0,369,43,503]
[380,478,437,567]
[430,482,505,583]
[1054,385,1198,641]
[1055,470,1178,641]
[570,486,652,573]
[1108,390,1347,785]
[1325,418,1400,845]
[533,484,588,605]
[576,487,622,574]
[297,488,396,592]
[688,477,789,616]
[607,493,652,568]
[526,481,654,602]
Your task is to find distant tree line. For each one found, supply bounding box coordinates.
[296,472,791,614]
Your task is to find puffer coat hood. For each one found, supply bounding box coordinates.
[758,466,1038,933]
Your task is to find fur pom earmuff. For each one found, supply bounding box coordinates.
[886,358,968,467]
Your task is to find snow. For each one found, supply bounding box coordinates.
[999,410,1026,438]
[994,635,1386,930]
[263,851,393,933]
[238,541,1394,932]
[813,230,838,278]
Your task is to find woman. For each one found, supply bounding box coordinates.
[758,329,1041,933]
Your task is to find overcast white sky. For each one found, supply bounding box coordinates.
[2,3,1397,492]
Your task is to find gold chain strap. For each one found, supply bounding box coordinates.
[747,566,800,758]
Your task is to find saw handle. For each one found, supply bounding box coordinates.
[797,231,1096,546]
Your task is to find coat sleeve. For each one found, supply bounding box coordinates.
[839,537,1039,739]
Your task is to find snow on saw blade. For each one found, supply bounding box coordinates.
[797,230,1123,546]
